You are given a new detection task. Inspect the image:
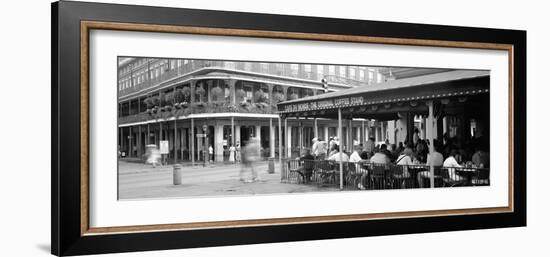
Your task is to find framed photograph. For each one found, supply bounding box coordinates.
[52,1,526,256]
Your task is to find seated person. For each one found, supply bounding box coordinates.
[472,146,489,168]
[394,147,414,178]
[370,147,390,165]
[298,148,315,182]
[443,149,465,182]
[327,145,349,162]
[359,150,371,160]
[327,143,339,159]
[349,145,363,163]
[379,144,394,162]
[417,146,444,188]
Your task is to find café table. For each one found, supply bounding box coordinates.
[406,164,429,188]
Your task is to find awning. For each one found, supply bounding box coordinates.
[277,70,490,119]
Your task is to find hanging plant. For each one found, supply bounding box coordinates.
[273,92,285,103]
[164,92,174,106]
[195,86,206,102]
[211,86,224,102]
[181,87,191,103]
[173,89,184,104]
[236,88,246,103]
[151,95,160,107]
[254,90,268,103]
[144,97,154,109]
[289,93,299,100]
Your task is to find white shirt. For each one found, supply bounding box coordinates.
[443,156,461,167]
[328,152,349,162]
[311,141,319,155]
[349,151,362,163]
[370,152,389,164]
[395,154,413,177]
[443,156,463,181]
[396,154,413,166]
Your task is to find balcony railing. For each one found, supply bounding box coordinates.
[118,101,276,125]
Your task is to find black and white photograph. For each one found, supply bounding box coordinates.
[117,58,490,200]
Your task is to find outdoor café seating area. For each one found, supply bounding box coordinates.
[281,159,490,190]
[276,70,491,191]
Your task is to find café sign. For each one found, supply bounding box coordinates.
[283,96,365,112]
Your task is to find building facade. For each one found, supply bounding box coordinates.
[117,58,388,163]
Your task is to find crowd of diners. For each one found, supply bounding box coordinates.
[296,128,490,188]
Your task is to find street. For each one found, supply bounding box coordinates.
[118,160,338,199]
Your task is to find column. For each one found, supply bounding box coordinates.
[356,124,361,144]
[338,108,343,190]
[174,119,178,161]
[255,125,262,156]
[427,101,435,188]
[227,79,236,105]
[324,126,329,142]
[207,80,213,102]
[365,120,370,142]
[267,84,274,111]
[147,123,150,145]
[128,126,132,158]
[138,125,142,157]
[282,85,289,100]
[422,117,427,140]
[190,80,196,103]
[190,118,195,165]
[235,125,241,145]
[183,126,187,160]
[278,117,282,161]
[361,120,365,145]
[298,120,303,153]
[231,117,235,146]
[119,127,123,155]
[314,118,318,138]
[348,119,353,149]
[269,118,275,158]
[285,119,291,158]
[215,123,224,162]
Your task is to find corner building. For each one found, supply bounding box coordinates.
[117,58,388,163]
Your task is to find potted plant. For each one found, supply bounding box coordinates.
[173,89,184,108]
[273,92,285,103]
[181,87,191,108]
[163,92,174,112]
[211,86,224,101]
[195,86,206,103]
[236,88,246,103]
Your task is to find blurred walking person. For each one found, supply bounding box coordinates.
[239,138,260,182]
[145,144,161,168]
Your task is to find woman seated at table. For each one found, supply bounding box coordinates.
[417,143,444,188]
[394,147,414,178]
[327,143,339,159]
